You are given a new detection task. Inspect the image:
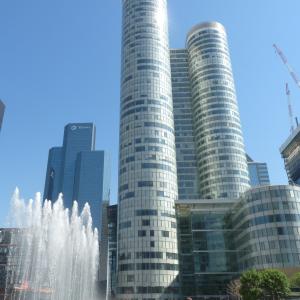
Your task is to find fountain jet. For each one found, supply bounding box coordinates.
[5,189,100,300]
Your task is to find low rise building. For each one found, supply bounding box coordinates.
[0,228,17,299]
[232,185,300,274]
[176,185,300,299]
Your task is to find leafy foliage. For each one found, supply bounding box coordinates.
[290,272,300,288]
[240,269,263,300]
[239,269,290,300]
[260,269,290,299]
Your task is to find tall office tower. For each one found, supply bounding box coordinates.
[280,125,300,184]
[170,22,251,299]
[43,123,110,230]
[171,50,200,200]
[247,155,270,187]
[0,100,5,131]
[118,0,179,299]
[185,22,250,199]
[60,123,96,208]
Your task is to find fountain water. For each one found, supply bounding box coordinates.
[5,189,100,300]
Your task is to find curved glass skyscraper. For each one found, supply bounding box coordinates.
[118,0,179,299]
[186,22,250,199]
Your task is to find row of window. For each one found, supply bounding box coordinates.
[241,252,300,269]
[233,200,300,225]
[119,263,179,271]
[138,230,169,237]
[119,251,178,260]
[120,219,176,230]
[118,286,179,295]
[236,213,300,231]
[119,189,177,202]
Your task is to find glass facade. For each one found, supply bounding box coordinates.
[44,147,63,202]
[176,200,241,299]
[118,0,179,299]
[108,205,118,300]
[43,123,110,230]
[0,228,18,298]
[0,229,11,297]
[0,100,5,131]
[73,151,110,231]
[60,123,96,208]
[170,49,200,200]
[247,155,270,187]
[99,201,110,297]
[186,22,250,199]
[232,185,300,272]
[280,125,300,184]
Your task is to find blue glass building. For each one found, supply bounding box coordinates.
[44,147,63,202]
[43,123,110,230]
[247,155,270,187]
[0,100,5,132]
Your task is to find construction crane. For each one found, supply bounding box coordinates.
[273,44,300,89]
[286,83,295,133]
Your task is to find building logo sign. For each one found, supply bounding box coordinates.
[70,125,91,131]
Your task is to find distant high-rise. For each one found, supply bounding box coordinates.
[280,125,300,184]
[118,0,179,298]
[59,123,96,208]
[0,100,5,131]
[43,123,110,230]
[247,155,270,187]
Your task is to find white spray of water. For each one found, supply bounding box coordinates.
[6,188,100,300]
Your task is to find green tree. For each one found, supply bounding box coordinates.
[260,269,290,300]
[290,272,300,289]
[240,269,263,300]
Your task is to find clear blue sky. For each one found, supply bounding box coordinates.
[0,0,299,226]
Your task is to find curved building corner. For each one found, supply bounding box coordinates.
[232,185,300,274]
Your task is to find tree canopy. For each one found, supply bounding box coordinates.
[239,269,290,300]
[261,269,290,299]
[290,272,300,289]
[240,269,263,300]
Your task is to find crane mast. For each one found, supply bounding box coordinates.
[286,83,294,133]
